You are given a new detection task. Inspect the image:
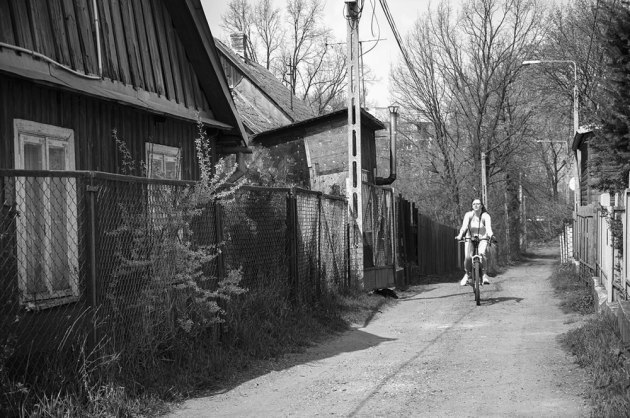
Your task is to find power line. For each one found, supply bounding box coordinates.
[378,0,423,92]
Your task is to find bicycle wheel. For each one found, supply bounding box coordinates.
[473,261,481,306]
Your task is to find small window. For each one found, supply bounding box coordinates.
[145,143,181,180]
[13,119,79,309]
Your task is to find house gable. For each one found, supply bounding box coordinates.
[0,0,247,149]
[215,39,315,134]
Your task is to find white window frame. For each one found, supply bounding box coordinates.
[145,143,181,180]
[13,119,79,309]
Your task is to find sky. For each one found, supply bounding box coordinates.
[201,0,425,108]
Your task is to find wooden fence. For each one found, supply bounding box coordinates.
[396,196,460,285]
[572,194,628,301]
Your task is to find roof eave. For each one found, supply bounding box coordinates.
[163,0,249,150]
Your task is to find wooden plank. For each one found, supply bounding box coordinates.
[150,0,175,100]
[190,64,203,110]
[130,0,155,92]
[119,0,144,88]
[61,0,85,72]
[0,0,15,44]
[107,0,130,84]
[175,36,194,108]
[9,0,33,49]
[141,0,165,96]
[47,0,71,66]
[74,0,97,75]
[161,2,184,104]
[96,0,119,80]
[28,0,56,59]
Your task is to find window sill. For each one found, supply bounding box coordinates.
[21,295,81,311]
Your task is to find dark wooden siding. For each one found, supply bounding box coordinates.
[0,0,209,111]
[0,75,204,179]
[580,142,589,206]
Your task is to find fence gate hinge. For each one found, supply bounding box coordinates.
[86,185,99,193]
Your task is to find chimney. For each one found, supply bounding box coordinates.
[230,32,247,60]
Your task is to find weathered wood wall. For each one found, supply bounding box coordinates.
[0,74,203,178]
[0,0,208,111]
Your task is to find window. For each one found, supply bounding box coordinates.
[145,143,181,180]
[13,120,79,309]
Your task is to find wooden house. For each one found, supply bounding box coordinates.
[214,34,315,135]
[0,0,247,176]
[252,108,386,192]
[0,0,247,351]
[572,129,599,206]
[216,33,397,289]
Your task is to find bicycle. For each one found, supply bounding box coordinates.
[460,236,491,306]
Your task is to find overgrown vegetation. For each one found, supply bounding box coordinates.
[1,285,390,416]
[0,122,392,417]
[562,314,630,417]
[551,263,630,416]
[551,263,595,315]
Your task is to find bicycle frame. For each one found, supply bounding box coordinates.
[460,236,489,306]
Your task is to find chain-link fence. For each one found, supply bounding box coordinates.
[362,184,394,268]
[1,170,350,370]
[1,171,91,362]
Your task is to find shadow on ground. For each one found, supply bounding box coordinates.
[481,296,525,305]
[194,319,396,399]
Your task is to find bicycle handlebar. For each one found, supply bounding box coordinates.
[456,236,498,244]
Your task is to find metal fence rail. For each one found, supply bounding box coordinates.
[0,171,350,367]
[2,168,461,373]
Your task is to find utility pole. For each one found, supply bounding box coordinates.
[345,0,363,288]
[481,151,487,205]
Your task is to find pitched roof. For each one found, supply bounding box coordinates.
[214,39,315,133]
[0,0,248,149]
[252,108,385,144]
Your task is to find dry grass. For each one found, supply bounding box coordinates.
[551,262,630,416]
[1,284,394,417]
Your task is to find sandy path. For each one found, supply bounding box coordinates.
[168,245,590,417]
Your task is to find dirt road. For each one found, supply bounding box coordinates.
[168,245,590,417]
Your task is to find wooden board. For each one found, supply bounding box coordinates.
[141,0,165,96]
[28,1,56,59]
[108,0,131,84]
[47,0,72,66]
[61,0,85,72]
[130,0,155,92]
[0,0,15,44]
[151,0,175,100]
[9,0,33,50]
[96,0,120,80]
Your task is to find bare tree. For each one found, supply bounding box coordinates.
[252,0,284,70]
[221,0,350,115]
[302,43,348,114]
[281,0,328,97]
[221,0,259,62]
[392,0,548,257]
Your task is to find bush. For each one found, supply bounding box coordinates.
[551,263,595,315]
[561,314,630,417]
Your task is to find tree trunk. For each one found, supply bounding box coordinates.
[505,170,521,258]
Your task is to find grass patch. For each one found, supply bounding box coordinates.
[551,262,630,416]
[1,286,394,417]
[560,314,630,417]
[550,262,595,315]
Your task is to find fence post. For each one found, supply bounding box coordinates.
[317,192,322,298]
[86,174,99,351]
[609,210,615,302]
[215,201,225,281]
[286,189,298,302]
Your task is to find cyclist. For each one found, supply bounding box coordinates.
[455,198,494,286]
